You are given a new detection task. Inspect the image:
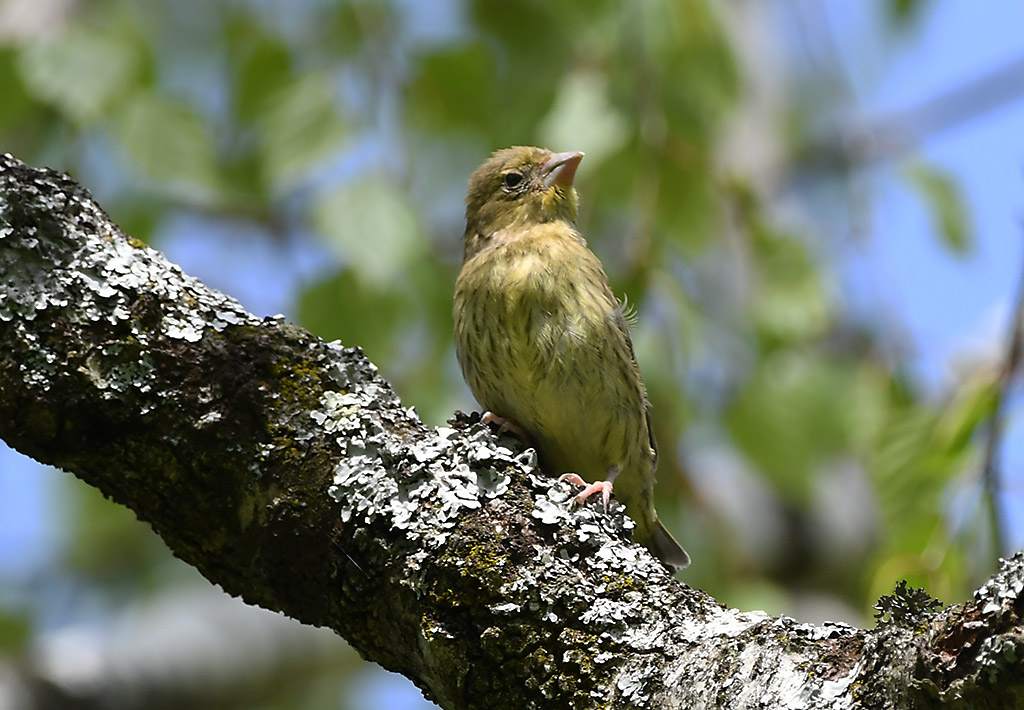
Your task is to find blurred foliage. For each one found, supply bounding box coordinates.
[886,0,935,29]
[0,0,1006,708]
[906,160,974,256]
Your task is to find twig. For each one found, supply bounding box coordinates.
[979,232,1024,558]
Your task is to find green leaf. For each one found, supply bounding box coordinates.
[256,73,347,186]
[726,355,855,504]
[639,0,739,136]
[865,376,981,552]
[750,231,831,342]
[313,178,425,287]
[886,0,933,28]
[469,0,556,56]
[406,42,496,132]
[0,611,30,653]
[906,161,973,257]
[116,91,219,189]
[17,28,144,124]
[299,268,407,362]
[232,30,294,124]
[933,373,998,454]
[298,262,465,428]
[0,49,32,131]
[870,407,941,526]
[656,157,718,253]
[330,0,398,58]
[64,474,171,590]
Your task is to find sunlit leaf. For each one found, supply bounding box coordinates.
[17,28,145,124]
[865,380,979,556]
[116,91,219,189]
[848,364,894,455]
[313,178,425,287]
[933,372,998,453]
[256,73,347,186]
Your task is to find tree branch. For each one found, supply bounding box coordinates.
[1,153,1022,709]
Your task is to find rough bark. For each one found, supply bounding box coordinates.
[1,152,1022,709]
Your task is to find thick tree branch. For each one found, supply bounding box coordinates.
[1,153,1022,709]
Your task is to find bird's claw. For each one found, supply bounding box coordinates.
[558,473,613,511]
[481,411,530,444]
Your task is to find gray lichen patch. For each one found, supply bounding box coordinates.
[324,405,515,549]
[1,155,257,400]
[970,552,1024,683]
[974,552,1024,619]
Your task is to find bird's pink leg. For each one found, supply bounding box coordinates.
[481,411,530,444]
[559,465,620,511]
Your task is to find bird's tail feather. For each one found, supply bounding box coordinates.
[650,518,690,572]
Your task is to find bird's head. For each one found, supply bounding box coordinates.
[463,146,583,259]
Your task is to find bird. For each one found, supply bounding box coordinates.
[453,145,690,571]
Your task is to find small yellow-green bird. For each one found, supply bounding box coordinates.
[453,146,690,571]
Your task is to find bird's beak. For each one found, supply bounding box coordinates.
[542,151,584,188]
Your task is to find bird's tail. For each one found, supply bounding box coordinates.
[650,518,690,572]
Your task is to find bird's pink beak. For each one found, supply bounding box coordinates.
[542,151,584,188]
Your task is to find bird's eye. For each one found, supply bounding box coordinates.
[502,172,524,190]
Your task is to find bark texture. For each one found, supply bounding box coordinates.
[1,153,1022,709]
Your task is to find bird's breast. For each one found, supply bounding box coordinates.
[483,237,608,361]
[456,230,623,408]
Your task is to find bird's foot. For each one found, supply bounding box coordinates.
[481,411,530,444]
[558,473,613,511]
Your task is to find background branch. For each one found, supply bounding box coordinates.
[978,235,1024,558]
